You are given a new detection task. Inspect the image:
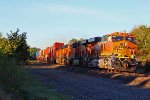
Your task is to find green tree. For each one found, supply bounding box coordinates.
[6,29,30,63]
[0,33,8,54]
[0,31,26,94]
[131,25,150,70]
[0,32,2,38]
[29,47,40,59]
[68,38,85,44]
[79,38,84,41]
[68,38,78,44]
[131,25,150,51]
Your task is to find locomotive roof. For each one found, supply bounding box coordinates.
[107,32,135,37]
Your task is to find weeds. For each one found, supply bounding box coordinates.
[21,69,67,100]
[0,55,66,99]
[0,55,24,96]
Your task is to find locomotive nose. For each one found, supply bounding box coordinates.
[119,42,128,48]
[124,42,127,47]
[120,43,124,47]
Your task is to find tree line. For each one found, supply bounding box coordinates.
[0,29,40,97]
[0,29,40,62]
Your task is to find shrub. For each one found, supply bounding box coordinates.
[144,61,150,73]
[0,55,24,96]
[137,49,150,72]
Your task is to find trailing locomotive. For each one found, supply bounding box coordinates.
[38,32,138,72]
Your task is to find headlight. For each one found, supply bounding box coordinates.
[124,42,127,46]
[131,55,135,59]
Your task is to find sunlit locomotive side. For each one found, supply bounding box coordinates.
[99,32,138,71]
[46,39,101,66]
[53,32,138,71]
[56,44,73,65]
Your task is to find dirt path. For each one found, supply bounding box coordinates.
[30,63,150,100]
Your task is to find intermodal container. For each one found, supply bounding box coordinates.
[44,47,50,55]
[53,42,64,51]
[35,51,39,58]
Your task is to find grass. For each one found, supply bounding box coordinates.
[21,69,67,100]
[0,56,67,100]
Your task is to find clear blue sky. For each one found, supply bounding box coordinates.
[0,0,150,49]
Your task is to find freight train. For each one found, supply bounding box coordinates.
[37,32,138,71]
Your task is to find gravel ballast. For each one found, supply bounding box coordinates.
[31,64,150,100]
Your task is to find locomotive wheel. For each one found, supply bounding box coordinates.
[123,61,129,69]
[115,60,122,68]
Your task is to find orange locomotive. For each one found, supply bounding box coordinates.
[55,32,138,71]
[55,37,101,66]
[56,44,72,65]
[99,32,137,71]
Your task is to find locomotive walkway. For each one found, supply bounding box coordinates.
[30,63,150,100]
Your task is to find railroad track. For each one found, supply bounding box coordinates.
[70,65,148,77]
[104,68,147,77]
[36,63,149,77]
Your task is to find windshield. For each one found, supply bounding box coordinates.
[126,36,136,44]
[112,35,124,42]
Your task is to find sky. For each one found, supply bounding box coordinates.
[0,0,150,49]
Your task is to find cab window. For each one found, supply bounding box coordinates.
[112,35,124,42]
[126,36,136,44]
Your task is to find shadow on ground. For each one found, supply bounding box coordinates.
[30,62,150,89]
